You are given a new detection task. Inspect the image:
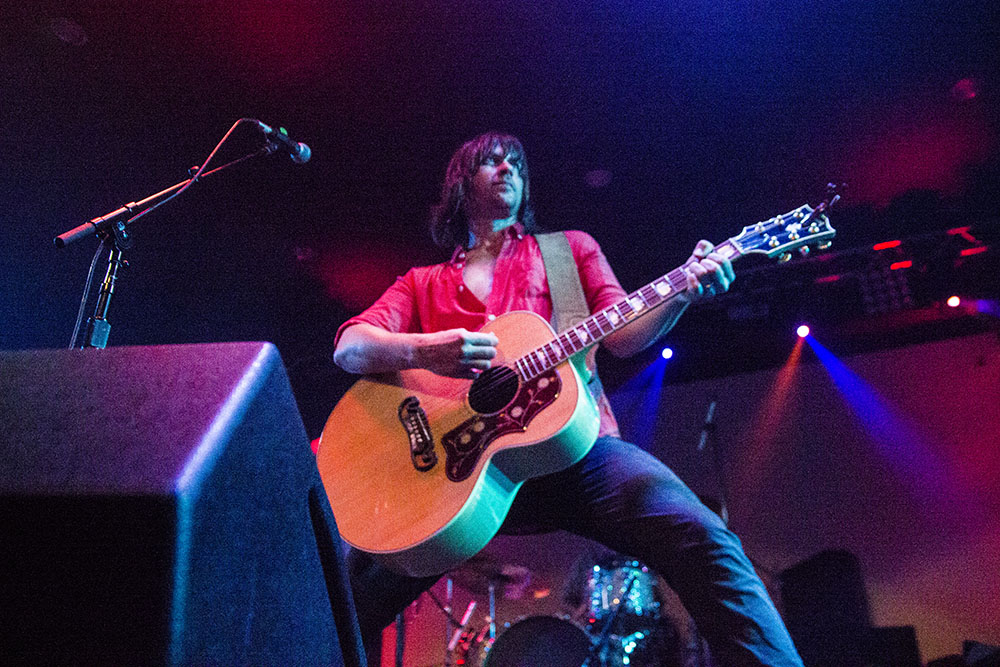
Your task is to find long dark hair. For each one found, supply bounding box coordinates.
[429,132,537,249]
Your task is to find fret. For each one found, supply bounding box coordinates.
[618,302,635,321]
[556,334,570,356]
[546,342,561,364]
[567,329,582,349]
[589,316,605,337]
[525,354,540,377]
[555,335,571,357]
[558,334,572,355]
[638,285,655,305]
[538,343,552,371]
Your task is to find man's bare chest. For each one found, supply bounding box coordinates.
[462,256,496,303]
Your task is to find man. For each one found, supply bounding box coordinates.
[333,132,803,665]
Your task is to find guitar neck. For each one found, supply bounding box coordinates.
[514,238,745,381]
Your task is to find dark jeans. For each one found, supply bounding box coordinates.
[346,436,803,666]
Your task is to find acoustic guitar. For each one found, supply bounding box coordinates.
[317,198,837,577]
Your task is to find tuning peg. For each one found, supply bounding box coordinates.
[817,241,832,250]
[778,252,792,263]
[798,246,810,257]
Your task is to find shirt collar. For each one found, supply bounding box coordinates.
[450,223,525,265]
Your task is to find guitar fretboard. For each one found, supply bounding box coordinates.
[514,238,744,381]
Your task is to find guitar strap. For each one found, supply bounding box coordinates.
[534,231,609,413]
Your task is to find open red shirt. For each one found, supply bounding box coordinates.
[335,225,628,436]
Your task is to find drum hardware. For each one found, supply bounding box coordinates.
[422,579,476,667]
[477,615,593,667]
[446,556,531,666]
[583,569,640,666]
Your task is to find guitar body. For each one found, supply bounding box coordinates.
[316,311,601,577]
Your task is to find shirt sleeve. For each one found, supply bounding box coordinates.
[333,269,422,348]
[564,230,628,314]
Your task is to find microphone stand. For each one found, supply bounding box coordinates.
[55,145,272,349]
[697,400,730,526]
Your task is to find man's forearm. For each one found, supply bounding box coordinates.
[333,323,421,374]
[602,294,692,358]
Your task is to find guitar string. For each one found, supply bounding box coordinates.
[468,222,823,394]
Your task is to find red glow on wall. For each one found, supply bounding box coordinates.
[300,239,412,311]
[192,4,362,85]
[830,98,995,207]
[890,260,913,270]
[815,274,842,284]
[873,240,902,251]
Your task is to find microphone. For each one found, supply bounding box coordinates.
[254,120,312,164]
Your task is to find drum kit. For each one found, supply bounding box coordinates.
[438,557,672,667]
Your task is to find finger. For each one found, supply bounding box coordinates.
[464,345,498,360]
[692,240,714,260]
[466,332,500,347]
[707,252,736,282]
[685,269,704,295]
[698,259,729,290]
[466,358,493,371]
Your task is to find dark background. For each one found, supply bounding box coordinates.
[2,1,998,435]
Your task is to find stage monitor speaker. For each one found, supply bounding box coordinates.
[779,549,872,667]
[0,342,365,666]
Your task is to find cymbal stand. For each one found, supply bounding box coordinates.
[423,582,470,667]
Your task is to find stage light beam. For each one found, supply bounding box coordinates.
[947,296,961,308]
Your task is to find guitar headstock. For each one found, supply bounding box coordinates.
[732,188,840,262]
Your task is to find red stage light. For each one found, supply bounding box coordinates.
[960,247,988,257]
[947,296,961,308]
[873,240,902,251]
[890,260,913,270]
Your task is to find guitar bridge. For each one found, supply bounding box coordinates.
[398,396,437,471]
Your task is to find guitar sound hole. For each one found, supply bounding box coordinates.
[468,366,520,414]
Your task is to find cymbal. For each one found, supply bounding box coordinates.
[448,555,531,598]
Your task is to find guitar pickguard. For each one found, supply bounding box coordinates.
[442,370,562,482]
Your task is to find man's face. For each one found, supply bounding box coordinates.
[467,146,524,220]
